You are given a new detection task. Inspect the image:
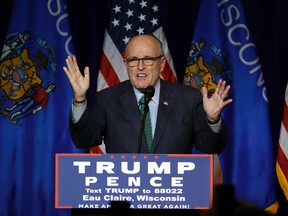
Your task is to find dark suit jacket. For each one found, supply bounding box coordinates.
[70,79,228,154]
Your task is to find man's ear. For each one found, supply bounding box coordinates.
[160,57,166,72]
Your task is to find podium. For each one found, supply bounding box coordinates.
[55,153,213,215]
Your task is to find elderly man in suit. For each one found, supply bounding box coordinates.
[63,34,232,154]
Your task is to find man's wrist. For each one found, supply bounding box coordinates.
[207,116,221,125]
[73,98,86,107]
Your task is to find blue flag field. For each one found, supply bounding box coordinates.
[0,1,85,215]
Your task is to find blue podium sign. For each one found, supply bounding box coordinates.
[55,154,213,210]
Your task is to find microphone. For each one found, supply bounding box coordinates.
[137,86,155,153]
[144,86,155,105]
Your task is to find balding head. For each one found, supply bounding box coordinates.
[125,34,164,58]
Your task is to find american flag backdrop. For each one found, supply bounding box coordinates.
[97,0,177,91]
[276,81,288,201]
[91,0,177,153]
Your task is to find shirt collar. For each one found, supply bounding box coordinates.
[133,79,160,106]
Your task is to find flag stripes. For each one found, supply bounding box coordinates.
[276,81,288,200]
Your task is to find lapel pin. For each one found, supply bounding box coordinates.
[163,101,168,106]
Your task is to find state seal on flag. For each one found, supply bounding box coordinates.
[183,39,232,97]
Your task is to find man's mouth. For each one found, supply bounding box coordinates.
[137,73,147,78]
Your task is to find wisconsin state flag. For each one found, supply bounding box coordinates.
[0,0,85,215]
[184,0,278,214]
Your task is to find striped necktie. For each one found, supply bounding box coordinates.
[139,95,153,152]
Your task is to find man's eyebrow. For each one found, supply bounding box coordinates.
[127,56,155,59]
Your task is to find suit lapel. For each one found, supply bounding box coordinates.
[119,82,150,152]
[150,80,175,152]
[120,82,141,134]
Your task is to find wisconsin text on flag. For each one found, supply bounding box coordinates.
[183,0,278,214]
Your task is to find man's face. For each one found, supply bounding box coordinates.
[124,35,165,90]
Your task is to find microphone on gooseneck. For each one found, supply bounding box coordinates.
[144,86,155,105]
[137,86,155,153]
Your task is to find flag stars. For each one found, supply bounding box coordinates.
[123,36,130,44]
[150,18,158,26]
[111,18,120,27]
[138,13,146,22]
[136,27,145,34]
[124,22,132,31]
[139,0,148,8]
[126,9,133,17]
[152,5,158,12]
[113,5,121,13]
[128,0,135,4]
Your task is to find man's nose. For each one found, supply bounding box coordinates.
[137,59,146,70]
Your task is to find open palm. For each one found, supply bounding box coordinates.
[202,79,233,122]
[63,56,90,100]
